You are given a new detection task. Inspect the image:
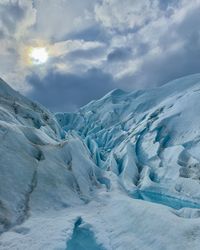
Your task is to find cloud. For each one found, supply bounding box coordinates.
[34,39,108,79]
[0,0,36,90]
[1,0,200,111]
[33,0,95,40]
[158,0,181,11]
[27,68,116,111]
[131,3,200,88]
[95,0,160,31]
[68,25,110,43]
[67,46,106,60]
[0,1,24,34]
[97,0,200,89]
[107,47,132,62]
[0,0,36,38]
[50,39,105,57]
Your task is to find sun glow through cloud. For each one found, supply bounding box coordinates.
[29,47,49,65]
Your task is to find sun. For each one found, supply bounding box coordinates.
[29,47,48,65]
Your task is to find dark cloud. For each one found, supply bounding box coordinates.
[158,0,181,10]
[107,47,132,62]
[153,6,200,84]
[176,7,200,41]
[0,30,4,39]
[0,1,25,34]
[119,3,200,90]
[67,46,105,60]
[135,43,150,57]
[120,42,200,91]
[121,46,200,91]
[1,0,200,112]
[26,68,116,112]
[66,25,110,43]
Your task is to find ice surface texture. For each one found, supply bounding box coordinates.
[56,74,200,202]
[0,78,105,234]
[2,75,200,249]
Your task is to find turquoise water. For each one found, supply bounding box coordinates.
[66,218,105,250]
[132,190,200,210]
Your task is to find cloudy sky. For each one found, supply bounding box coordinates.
[0,0,200,111]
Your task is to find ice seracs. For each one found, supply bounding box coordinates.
[57,73,200,202]
[2,75,200,249]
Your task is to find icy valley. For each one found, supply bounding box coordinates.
[1,74,200,249]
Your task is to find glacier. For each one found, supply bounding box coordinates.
[1,74,200,249]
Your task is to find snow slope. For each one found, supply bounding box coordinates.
[1,75,200,249]
[0,78,106,234]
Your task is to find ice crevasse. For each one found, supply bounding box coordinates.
[1,75,200,249]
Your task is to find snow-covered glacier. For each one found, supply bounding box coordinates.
[1,75,200,249]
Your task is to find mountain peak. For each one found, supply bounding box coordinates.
[0,77,20,98]
[104,88,127,97]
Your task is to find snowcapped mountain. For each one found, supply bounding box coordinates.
[1,75,200,249]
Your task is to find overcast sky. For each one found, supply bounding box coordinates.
[0,0,200,111]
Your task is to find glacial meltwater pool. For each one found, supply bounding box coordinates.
[132,190,200,210]
[66,218,106,250]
